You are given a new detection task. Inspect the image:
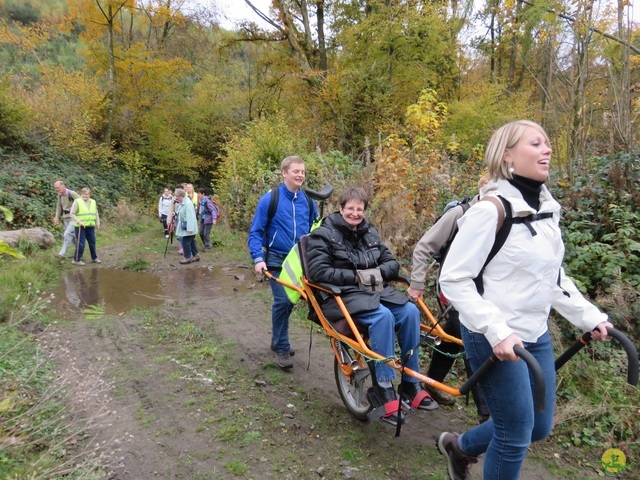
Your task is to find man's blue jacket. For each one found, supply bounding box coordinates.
[248,183,318,266]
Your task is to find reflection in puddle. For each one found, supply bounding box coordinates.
[51,266,254,320]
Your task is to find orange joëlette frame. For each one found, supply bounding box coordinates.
[264,270,464,399]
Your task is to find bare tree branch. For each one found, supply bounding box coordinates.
[518,0,640,55]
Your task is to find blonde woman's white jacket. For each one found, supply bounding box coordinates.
[439,179,607,348]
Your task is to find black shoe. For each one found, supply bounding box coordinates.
[369,385,404,426]
[271,344,295,356]
[378,385,397,403]
[436,432,478,480]
[399,381,438,411]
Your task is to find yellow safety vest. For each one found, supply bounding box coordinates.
[279,243,304,304]
[278,217,322,304]
[73,198,97,227]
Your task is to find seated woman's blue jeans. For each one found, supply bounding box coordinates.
[459,328,556,480]
[355,301,421,383]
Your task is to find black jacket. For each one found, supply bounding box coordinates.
[306,212,408,322]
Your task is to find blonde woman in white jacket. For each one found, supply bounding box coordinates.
[435,120,613,480]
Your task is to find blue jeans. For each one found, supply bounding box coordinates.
[355,301,421,383]
[458,328,556,480]
[181,235,199,259]
[269,269,294,354]
[74,226,97,262]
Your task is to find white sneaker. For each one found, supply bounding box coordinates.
[72,261,85,266]
[92,258,102,264]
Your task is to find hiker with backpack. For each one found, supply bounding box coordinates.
[197,188,219,252]
[53,180,80,260]
[434,120,613,480]
[248,156,318,369]
[407,175,491,423]
[306,187,437,426]
[158,188,173,238]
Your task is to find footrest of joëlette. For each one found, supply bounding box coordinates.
[366,387,405,426]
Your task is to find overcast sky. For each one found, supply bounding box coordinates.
[202,0,638,33]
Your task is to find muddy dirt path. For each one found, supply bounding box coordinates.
[43,230,601,479]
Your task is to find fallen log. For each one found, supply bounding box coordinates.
[0,227,56,248]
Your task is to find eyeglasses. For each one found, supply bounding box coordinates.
[343,207,365,214]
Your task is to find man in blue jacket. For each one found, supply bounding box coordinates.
[248,156,318,369]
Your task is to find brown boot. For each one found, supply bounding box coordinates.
[436,432,478,480]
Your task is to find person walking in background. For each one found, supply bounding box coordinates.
[53,180,80,260]
[184,183,198,212]
[158,187,173,238]
[197,188,218,252]
[69,187,101,266]
[175,188,199,264]
[248,156,318,369]
[172,184,184,255]
[407,175,491,423]
[435,120,613,480]
[306,187,437,425]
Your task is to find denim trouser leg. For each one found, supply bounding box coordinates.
[74,227,86,261]
[84,226,97,260]
[59,220,76,256]
[182,235,197,259]
[355,301,421,383]
[269,270,293,354]
[191,235,199,257]
[458,328,556,480]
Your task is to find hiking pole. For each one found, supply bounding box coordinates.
[163,232,171,258]
[74,225,83,262]
[164,217,175,258]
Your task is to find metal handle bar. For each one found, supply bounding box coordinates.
[555,327,638,386]
[304,184,334,201]
[459,345,546,413]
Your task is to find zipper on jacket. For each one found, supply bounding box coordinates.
[292,192,298,244]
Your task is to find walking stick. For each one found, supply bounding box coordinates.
[73,225,83,262]
[163,217,175,258]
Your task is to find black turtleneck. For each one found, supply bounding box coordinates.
[508,174,544,211]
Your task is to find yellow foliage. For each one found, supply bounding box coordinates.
[13,66,109,161]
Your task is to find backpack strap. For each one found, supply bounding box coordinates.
[264,187,280,263]
[473,195,512,296]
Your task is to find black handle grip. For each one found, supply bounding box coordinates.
[555,327,638,386]
[304,184,334,201]
[459,345,546,413]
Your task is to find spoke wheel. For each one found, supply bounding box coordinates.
[333,340,372,420]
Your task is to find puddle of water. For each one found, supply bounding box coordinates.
[50,266,256,320]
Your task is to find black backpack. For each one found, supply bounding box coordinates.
[435,195,554,312]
